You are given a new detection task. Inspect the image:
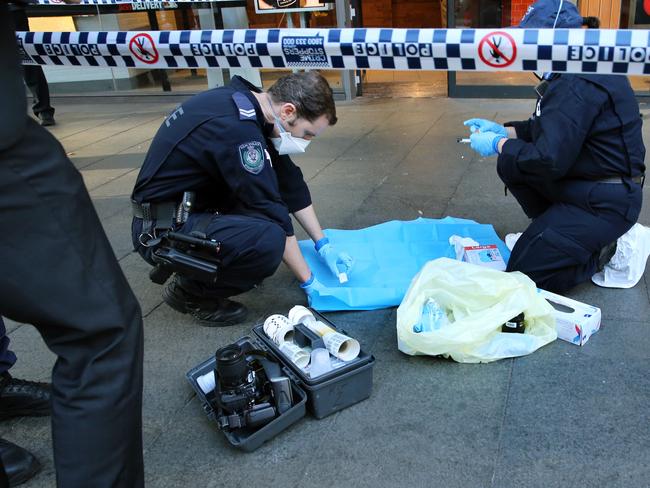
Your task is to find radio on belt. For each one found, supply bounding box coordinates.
[186,307,375,452]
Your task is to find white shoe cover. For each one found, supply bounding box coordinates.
[505,232,523,251]
[592,223,650,289]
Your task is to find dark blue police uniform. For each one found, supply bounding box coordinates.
[1,6,144,486]
[498,73,645,293]
[132,76,312,299]
[0,318,17,377]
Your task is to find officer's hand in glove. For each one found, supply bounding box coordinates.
[469,130,504,157]
[463,118,508,138]
[315,237,354,282]
[300,273,325,302]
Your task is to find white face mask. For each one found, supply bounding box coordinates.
[268,101,311,155]
[271,130,311,155]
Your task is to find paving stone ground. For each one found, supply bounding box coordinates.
[4,94,649,488]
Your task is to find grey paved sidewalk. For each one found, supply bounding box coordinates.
[2,94,649,488]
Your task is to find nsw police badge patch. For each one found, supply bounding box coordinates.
[239,141,265,175]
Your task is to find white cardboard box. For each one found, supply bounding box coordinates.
[538,289,601,346]
[462,245,506,271]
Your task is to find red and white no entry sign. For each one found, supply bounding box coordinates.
[129,33,159,64]
[478,31,517,68]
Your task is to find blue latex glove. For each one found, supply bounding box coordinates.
[300,273,325,303]
[315,237,354,281]
[469,130,503,157]
[463,118,508,139]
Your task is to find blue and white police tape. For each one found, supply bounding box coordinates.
[16,28,650,75]
[35,0,218,3]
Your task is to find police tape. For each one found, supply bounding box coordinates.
[36,0,220,3]
[16,28,650,75]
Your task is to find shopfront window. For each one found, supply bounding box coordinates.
[355,0,448,98]
[22,1,346,97]
[449,0,537,98]
[23,3,219,95]
[243,3,343,91]
[619,0,650,94]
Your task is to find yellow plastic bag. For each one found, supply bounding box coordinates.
[396,258,557,363]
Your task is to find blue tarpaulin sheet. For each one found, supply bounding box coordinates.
[298,217,511,311]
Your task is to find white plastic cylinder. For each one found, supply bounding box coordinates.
[263,314,294,345]
[322,332,360,361]
[288,306,360,361]
[309,348,333,378]
[304,320,360,361]
[196,370,216,394]
[287,305,315,326]
[279,342,311,369]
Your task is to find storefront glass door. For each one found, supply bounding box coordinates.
[355,0,448,98]
[619,0,650,97]
[447,0,537,98]
[21,1,347,97]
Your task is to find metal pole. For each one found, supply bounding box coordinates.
[447,0,456,97]
[198,6,225,88]
[335,0,355,100]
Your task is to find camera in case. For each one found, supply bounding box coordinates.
[187,308,374,451]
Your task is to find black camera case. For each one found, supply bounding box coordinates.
[186,309,375,452]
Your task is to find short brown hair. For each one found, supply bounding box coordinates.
[268,71,337,126]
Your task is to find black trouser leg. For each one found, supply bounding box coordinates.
[132,212,286,299]
[181,213,286,298]
[506,183,641,293]
[0,456,7,488]
[496,156,552,219]
[0,119,144,488]
[0,318,17,375]
[11,9,54,118]
[23,65,54,118]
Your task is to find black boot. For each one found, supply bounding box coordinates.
[0,439,40,486]
[597,240,618,271]
[162,278,248,327]
[0,373,51,420]
[37,112,55,127]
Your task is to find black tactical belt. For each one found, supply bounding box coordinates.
[131,201,177,221]
[596,175,645,186]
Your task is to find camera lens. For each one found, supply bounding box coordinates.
[215,344,249,389]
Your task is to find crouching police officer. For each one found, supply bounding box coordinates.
[131,72,353,326]
[464,0,645,294]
